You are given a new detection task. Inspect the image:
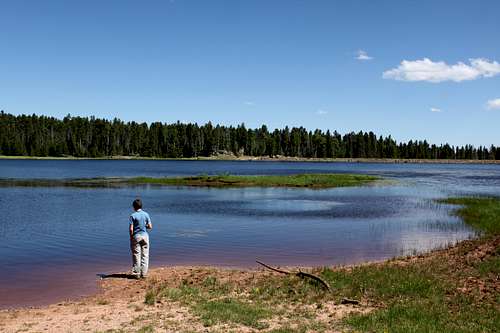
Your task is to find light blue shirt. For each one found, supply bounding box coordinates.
[129,209,151,236]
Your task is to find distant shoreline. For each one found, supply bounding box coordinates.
[1,155,499,164]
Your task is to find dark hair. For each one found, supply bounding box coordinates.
[133,198,142,210]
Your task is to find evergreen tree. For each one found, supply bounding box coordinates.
[0,111,497,160]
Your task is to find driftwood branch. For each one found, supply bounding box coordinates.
[340,298,360,305]
[256,260,332,292]
[255,260,291,275]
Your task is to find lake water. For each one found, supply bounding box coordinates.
[1,159,499,308]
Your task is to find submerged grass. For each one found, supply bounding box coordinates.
[440,197,500,235]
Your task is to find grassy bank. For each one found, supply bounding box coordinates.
[338,197,500,332]
[0,173,379,188]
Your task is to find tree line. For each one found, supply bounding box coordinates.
[1,111,499,160]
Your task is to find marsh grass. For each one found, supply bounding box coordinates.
[1,173,379,189]
[439,197,500,235]
[129,173,378,188]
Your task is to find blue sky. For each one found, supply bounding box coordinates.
[1,0,499,146]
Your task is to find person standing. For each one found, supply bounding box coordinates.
[129,198,152,279]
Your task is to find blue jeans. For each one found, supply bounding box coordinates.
[131,233,149,277]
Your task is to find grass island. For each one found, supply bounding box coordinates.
[128,173,379,188]
[0,173,380,188]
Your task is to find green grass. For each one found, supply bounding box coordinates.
[136,325,154,333]
[322,264,440,301]
[440,197,500,235]
[129,173,379,188]
[476,254,500,276]
[144,278,273,329]
[194,298,270,329]
[334,262,498,332]
[144,290,157,305]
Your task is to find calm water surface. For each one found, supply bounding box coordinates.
[0,160,499,308]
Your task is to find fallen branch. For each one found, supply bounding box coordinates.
[255,260,291,275]
[341,298,360,305]
[256,260,332,292]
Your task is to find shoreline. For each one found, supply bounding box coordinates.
[0,240,468,311]
[1,197,498,332]
[1,235,497,332]
[0,235,484,309]
[1,154,500,164]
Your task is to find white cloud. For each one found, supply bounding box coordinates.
[244,101,255,106]
[430,107,442,113]
[356,50,373,61]
[486,98,500,110]
[383,58,500,82]
[316,109,328,115]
